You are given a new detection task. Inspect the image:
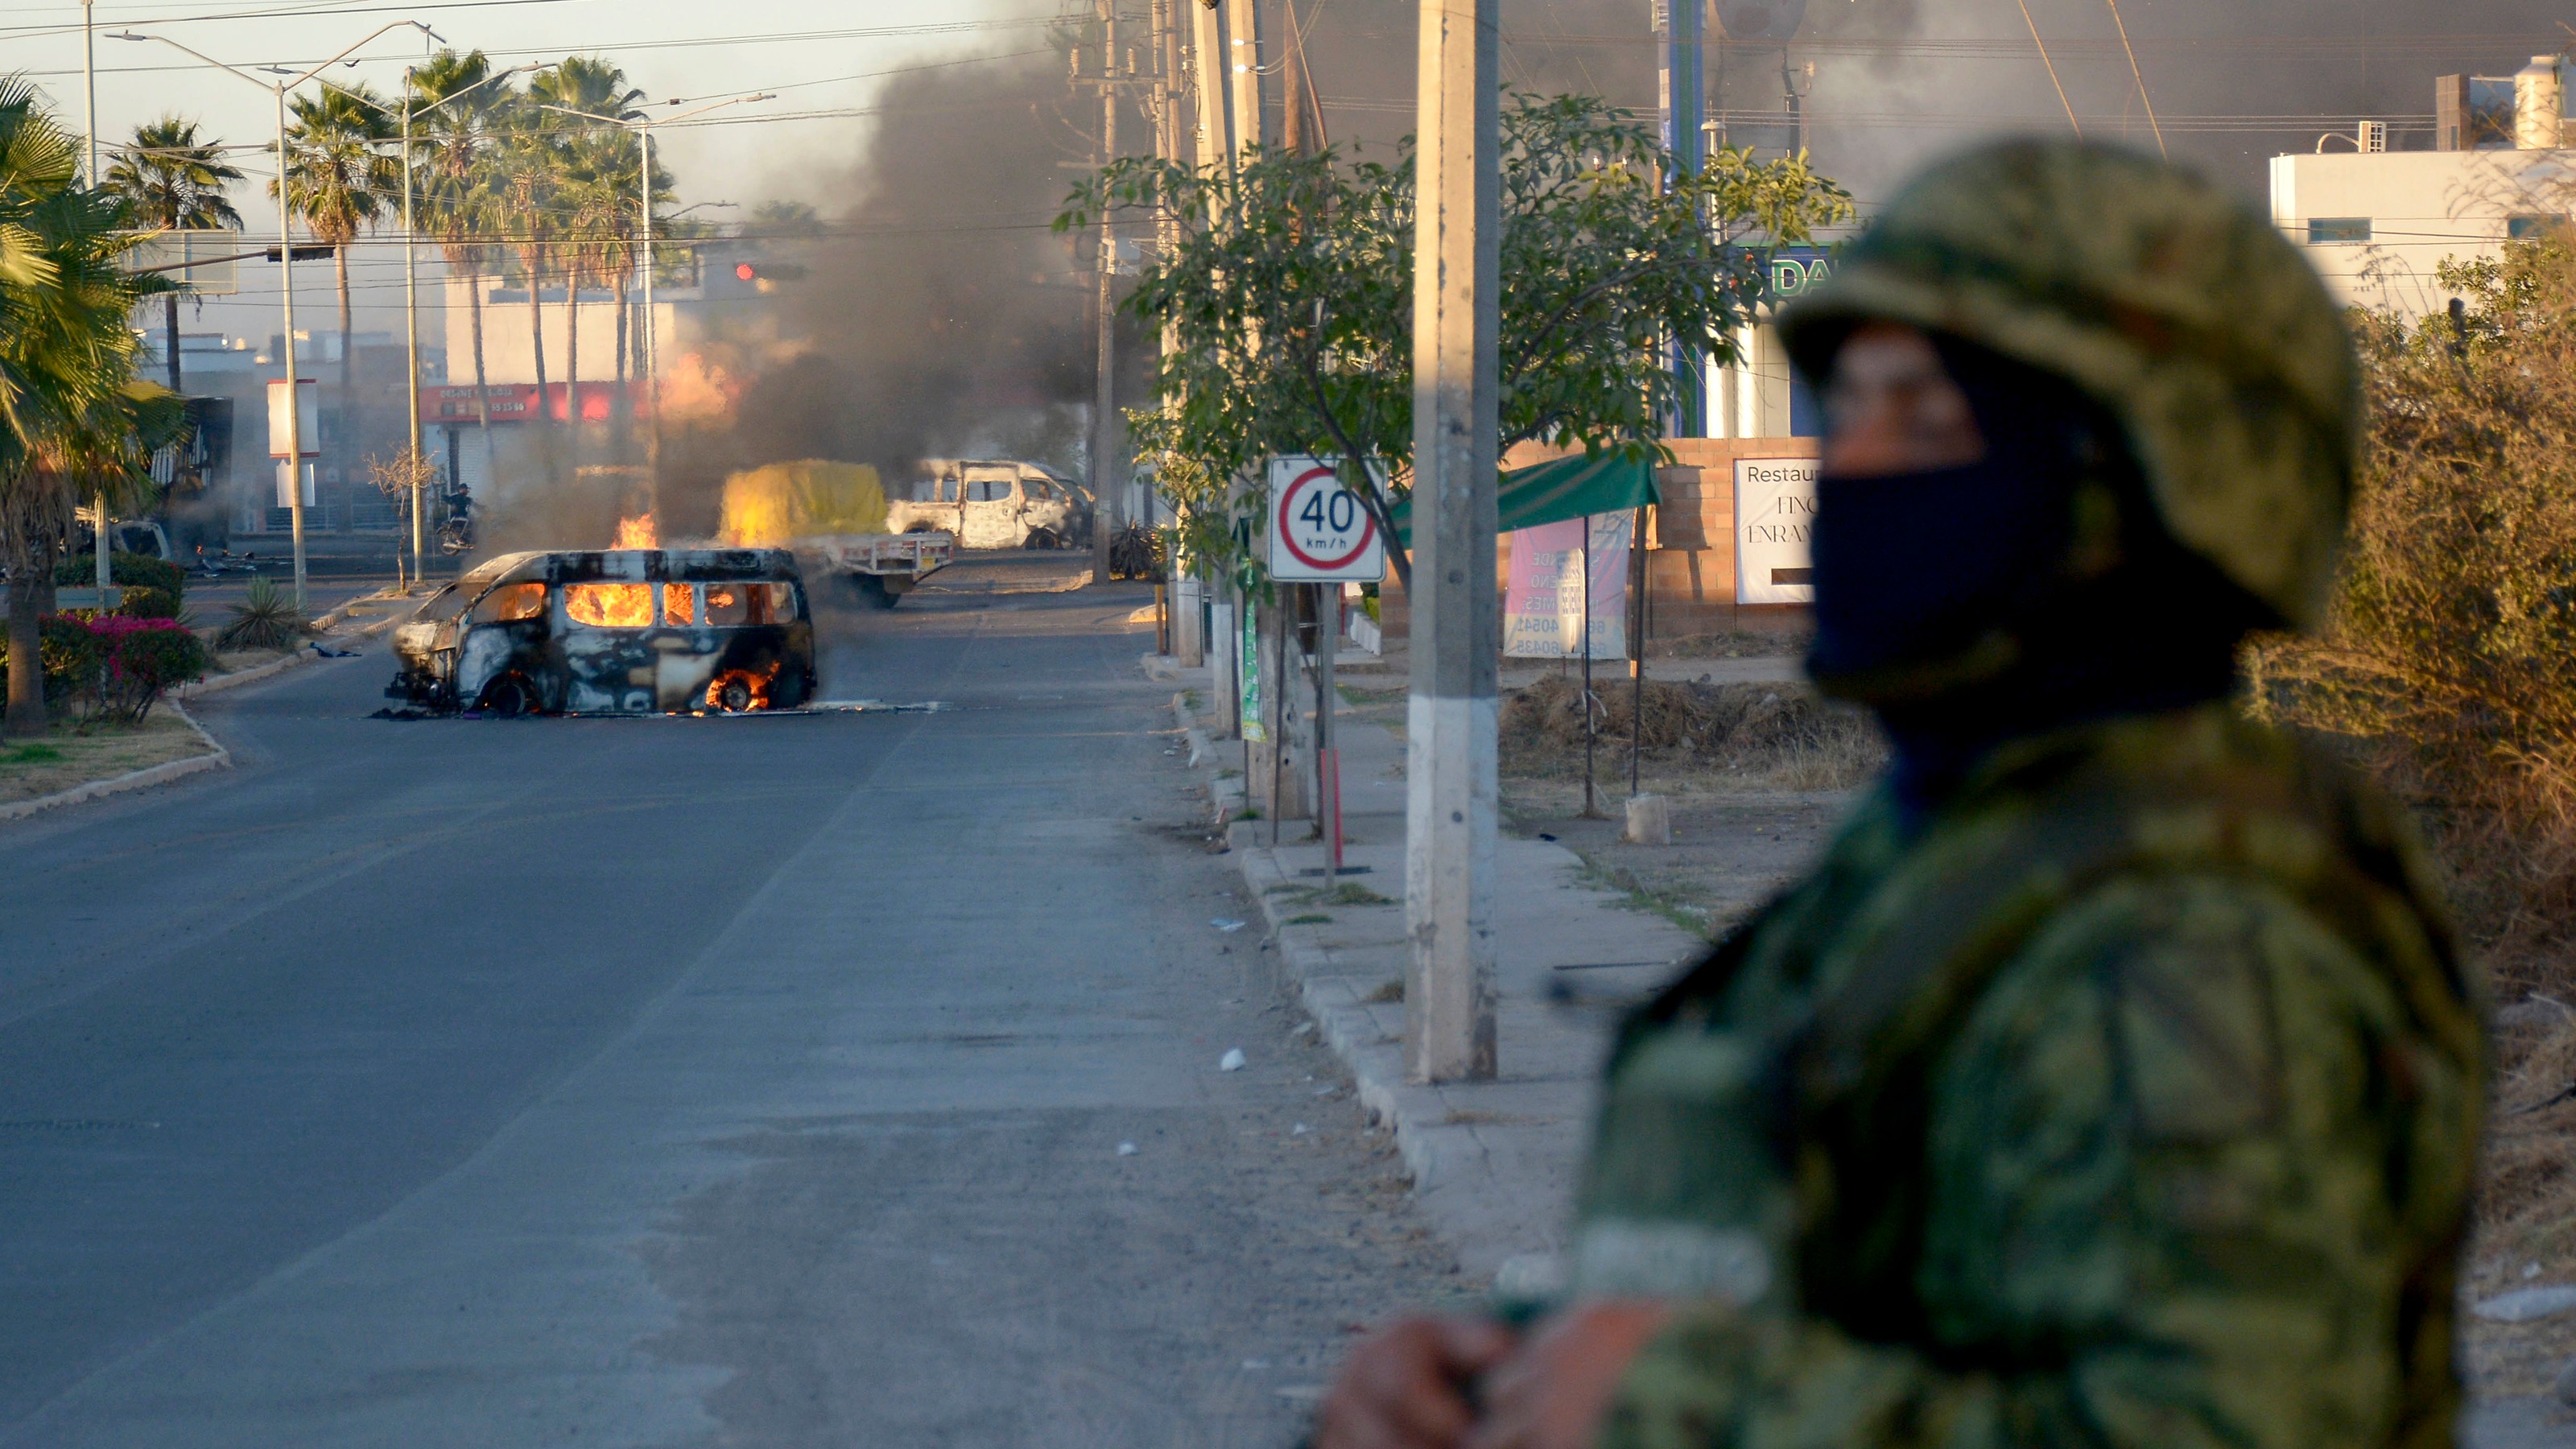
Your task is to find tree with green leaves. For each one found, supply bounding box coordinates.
[527,58,642,466]
[409,49,511,483]
[101,115,243,393]
[0,76,178,737]
[1059,92,1852,590]
[277,82,397,489]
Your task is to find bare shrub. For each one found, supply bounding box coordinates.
[2244,238,2576,1000]
[1499,674,1884,791]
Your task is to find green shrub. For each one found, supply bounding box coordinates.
[118,585,182,621]
[216,575,312,652]
[0,616,107,710]
[56,551,185,597]
[89,617,208,723]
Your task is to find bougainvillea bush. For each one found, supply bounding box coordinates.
[0,615,208,724]
[85,616,209,724]
[0,616,106,709]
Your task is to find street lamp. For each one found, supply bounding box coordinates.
[535,93,771,513]
[315,59,534,588]
[111,22,437,610]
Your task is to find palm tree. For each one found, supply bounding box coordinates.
[276,82,396,503]
[101,116,243,393]
[409,50,509,487]
[0,76,165,737]
[527,59,642,473]
[491,88,560,470]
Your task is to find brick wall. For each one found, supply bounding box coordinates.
[1373,437,1818,648]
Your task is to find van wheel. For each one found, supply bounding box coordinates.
[481,675,535,717]
[716,678,754,712]
[1022,527,1061,551]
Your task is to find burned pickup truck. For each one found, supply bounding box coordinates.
[389,548,815,716]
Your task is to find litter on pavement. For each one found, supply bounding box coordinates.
[1219,1048,1247,1071]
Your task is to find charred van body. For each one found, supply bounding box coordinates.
[389,548,817,716]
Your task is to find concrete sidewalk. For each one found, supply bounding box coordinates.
[1174,687,1705,1282]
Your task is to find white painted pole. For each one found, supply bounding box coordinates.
[279,83,308,609]
[86,0,110,598]
[1404,0,1501,1082]
[402,68,423,590]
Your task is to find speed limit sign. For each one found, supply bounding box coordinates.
[1267,456,1386,583]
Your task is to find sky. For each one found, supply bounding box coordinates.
[10,0,2574,358]
[2,0,1063,348]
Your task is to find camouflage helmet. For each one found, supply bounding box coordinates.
[1775,138,2358,629]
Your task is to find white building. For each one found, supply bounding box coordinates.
[2271,57,2576,320]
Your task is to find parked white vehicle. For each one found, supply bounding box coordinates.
[885,460,1092,551]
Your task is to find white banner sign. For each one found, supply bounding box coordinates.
[1733,456,1818,605]
[1266,456,1385,584]
[266,378,319,459]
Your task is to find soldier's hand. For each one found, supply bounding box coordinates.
[1463,1301,1670,1449]
[1315,1315,1517,1449]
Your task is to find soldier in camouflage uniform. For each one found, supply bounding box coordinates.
[1317,139,2485,1449]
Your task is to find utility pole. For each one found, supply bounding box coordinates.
[1406,0,1500,1083]
[1225,0,1263,162]
[85,0,110,600]
[1192,0,1241,737]
[1089,0,1122,588]
[1154,0,1206,666]
[402,60,422,592]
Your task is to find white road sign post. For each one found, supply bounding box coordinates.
[1266,456,1385,877]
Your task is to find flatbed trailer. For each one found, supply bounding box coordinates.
[795,530,955,608]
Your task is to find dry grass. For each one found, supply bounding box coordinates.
[0,708,215,805]
[1498,674,1885,794]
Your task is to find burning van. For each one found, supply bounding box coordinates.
[388,548,816,716]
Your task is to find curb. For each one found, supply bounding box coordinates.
[0,699,231,824]
[1172,689,1562,1279]
[178,609,402,701]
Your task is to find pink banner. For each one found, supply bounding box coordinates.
[1503,512,1630,658]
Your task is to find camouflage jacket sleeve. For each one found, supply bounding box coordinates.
[1602,871,2472,1449]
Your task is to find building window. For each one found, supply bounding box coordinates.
[2508,214,2562,240]
[2307,217,2372,244]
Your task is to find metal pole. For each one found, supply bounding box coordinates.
[1630,503,1646,797]
[86,0,110,598]
[1582,512,1597,819]
[1404,0,1499,1084]
[402,68,423,591]
[639,126,662,513]
[1091,0,1120,588]
[279,84,308,609]
[1660,0,1705,437]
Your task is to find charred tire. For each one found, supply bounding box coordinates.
[480,675,536,717]
[1022,527,1062,551]
[715,678,754,712]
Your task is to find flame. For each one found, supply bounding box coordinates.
[706,660,782,712]
[565,514,663,628]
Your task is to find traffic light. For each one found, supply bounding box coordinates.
[729,258,807,293]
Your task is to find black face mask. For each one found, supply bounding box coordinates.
[1805,452,2072,687]
[1803,337,2271,806]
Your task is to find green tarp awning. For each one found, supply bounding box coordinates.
[1389,452,1660,548]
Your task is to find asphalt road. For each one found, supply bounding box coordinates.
[0,554,1459,1447]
